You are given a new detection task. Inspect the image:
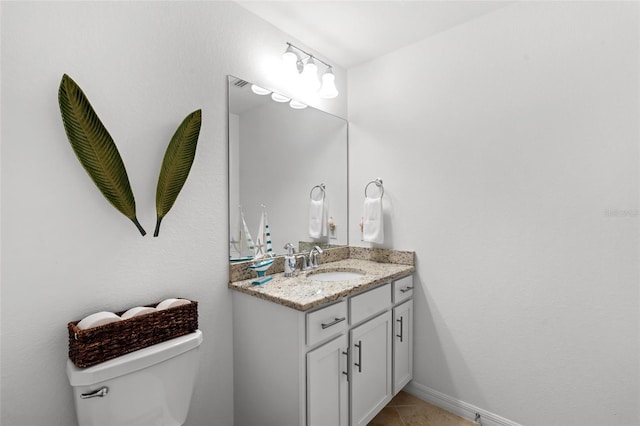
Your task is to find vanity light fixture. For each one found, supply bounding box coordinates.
[282,42,339,99]
[245,80,307,110]
[271,92,290,103]
[289,99,308,109]
[251,84,271,95]
[319,68,338,99]
[282,44,302,76]
[300,57,321,91]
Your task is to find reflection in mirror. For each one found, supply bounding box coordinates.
[228,76,348,263]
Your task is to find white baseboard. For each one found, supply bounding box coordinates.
[403,381,523,426]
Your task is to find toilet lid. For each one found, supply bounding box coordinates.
[67,329,203,386]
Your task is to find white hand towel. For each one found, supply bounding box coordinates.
[309,199,325,238]
[362,197,384,244]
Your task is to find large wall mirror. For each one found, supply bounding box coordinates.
[228,75,348,263]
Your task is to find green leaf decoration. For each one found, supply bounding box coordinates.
[154,109,202,237]
[58,74,146,236]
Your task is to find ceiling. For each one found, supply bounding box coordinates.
[237,1,512,69]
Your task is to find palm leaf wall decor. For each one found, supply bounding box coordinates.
[154,109,202,237]
[58,74,146,236]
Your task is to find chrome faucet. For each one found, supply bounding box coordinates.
[283,243,297,277]
[296,254,309,271]
[308,245,324,269]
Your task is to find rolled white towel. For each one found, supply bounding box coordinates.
[120,306,157,320]
[156,298,191,310]
[76,311,122,330]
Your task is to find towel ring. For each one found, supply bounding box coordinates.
[310,183,326,201]
[365,178,384,199]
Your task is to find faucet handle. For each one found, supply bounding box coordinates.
[283,242,295,256]
[297,254,309,271]
[309,247,323,268]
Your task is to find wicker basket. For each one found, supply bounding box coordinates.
[68,300,198,368]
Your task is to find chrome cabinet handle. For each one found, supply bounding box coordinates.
[81,386,108,399]
[321,317,346,329]
[400,286,414,293]
[396,316,404,342]
[354,341,362,373]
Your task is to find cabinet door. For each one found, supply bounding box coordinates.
[350,311,392,426]
[307,335,349,426]
[393,299,413,394]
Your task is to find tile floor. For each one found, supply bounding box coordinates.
[368,391,476,426]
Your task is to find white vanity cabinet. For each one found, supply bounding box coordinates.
[350,310,392,426]
[392,274,414,394]
[306,300,349,425]
[307,335,349,426]
[393,299,413,393]
[232,274,413,426]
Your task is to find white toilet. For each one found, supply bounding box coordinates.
[66,330,203,426]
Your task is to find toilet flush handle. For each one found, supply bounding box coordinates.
[80,386,109,399]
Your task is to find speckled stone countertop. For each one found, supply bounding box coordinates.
[228,256,414,312]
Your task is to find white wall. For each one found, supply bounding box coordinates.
[348,2,638,425]
[0,2,346,426]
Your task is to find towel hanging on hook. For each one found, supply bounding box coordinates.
[362,178,384,244]
[309,184,328,239]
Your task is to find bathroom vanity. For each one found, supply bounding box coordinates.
[227,76,413,425]
[230,252,414,426]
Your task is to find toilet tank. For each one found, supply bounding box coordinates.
[67,330,203,426]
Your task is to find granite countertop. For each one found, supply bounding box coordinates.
[228,258,415,312]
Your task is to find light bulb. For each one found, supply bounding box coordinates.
[271,92,290,103]
[301,57,320,91]
[289,99,307,109]
[251,84,271,95]
[319,69,339,99]
[282,45,300,76]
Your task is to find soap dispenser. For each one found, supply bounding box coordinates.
[283,243,296,277]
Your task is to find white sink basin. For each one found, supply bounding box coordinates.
[308,271,365,282]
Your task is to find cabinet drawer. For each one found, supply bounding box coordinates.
[350,283,391,325]
[307,300,348,346]
[393,275,413,304]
